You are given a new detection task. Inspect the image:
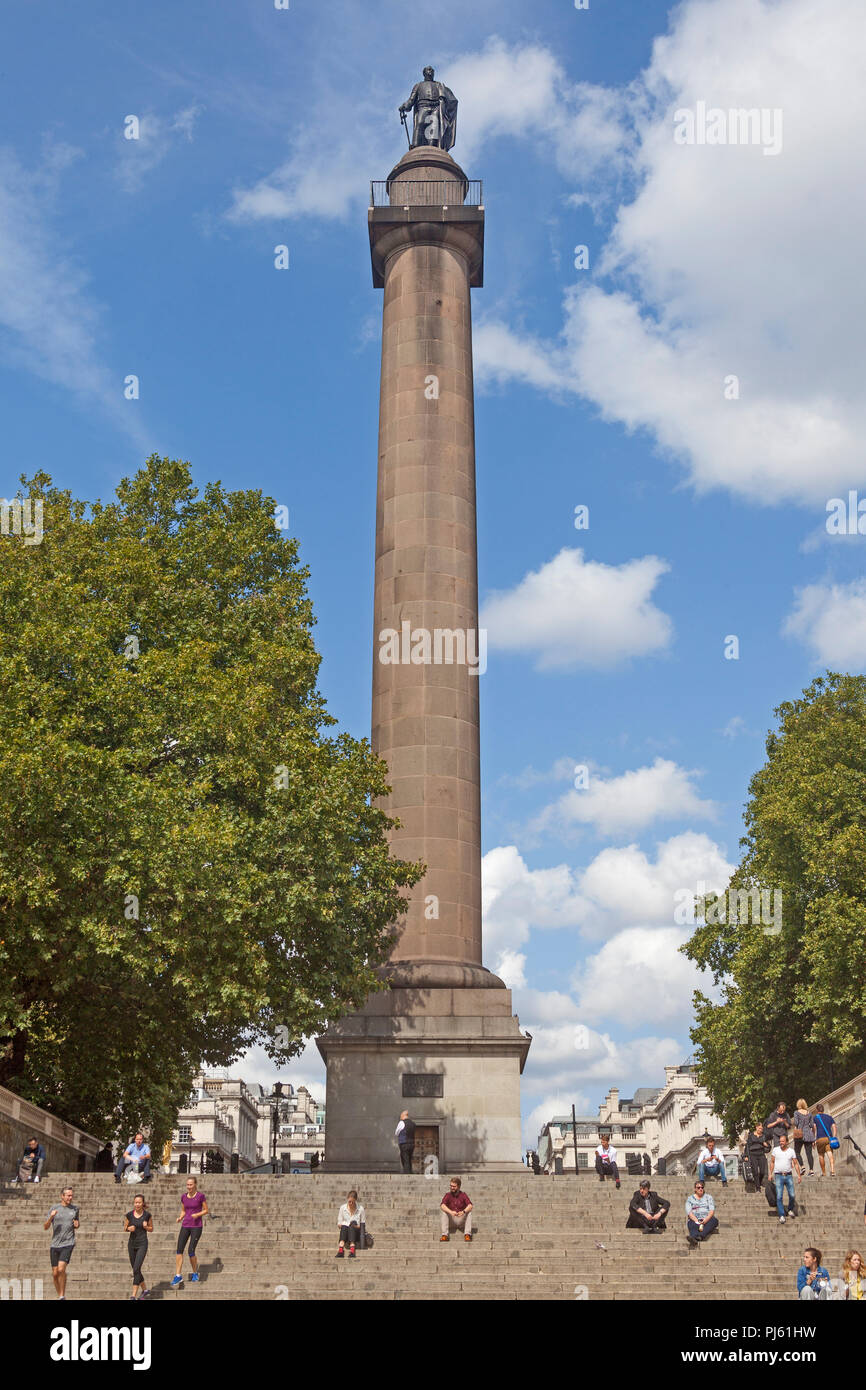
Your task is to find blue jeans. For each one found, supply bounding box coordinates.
[774,1172,794,1216]
[116,1154,151,1181]
[698,1159,727,1184]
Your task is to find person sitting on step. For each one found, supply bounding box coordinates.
[440,1176,473,1242]
[840,1249,864,1301]
[625,1179,670,1233]
[115,1132,152,1184]
[685,1181,719,1246]
[336,1189,365,1258]
[797,1247,833,1300]
[12,1136,46,1184]
[696,1137,728,1186]
[595,1137,621,1188]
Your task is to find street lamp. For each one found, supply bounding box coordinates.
[270,1082,286,1172]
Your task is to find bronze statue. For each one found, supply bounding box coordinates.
[399,66,458,151]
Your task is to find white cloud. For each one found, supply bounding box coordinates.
[471,1,866,506]
[495,948,527,990]
[571,926,712,1027]
[0,149,150,443]
[238,1037,326,1100]
[482,845,587,960]
[226,35,628,225]
[496,756,575,790]
[517,1021,681,1110]
[116,106,202,193]
[782,579,866,670]
[576,832,733,935]
[483,830,730,968]
[480,547,673,671]
[530,759,717,839]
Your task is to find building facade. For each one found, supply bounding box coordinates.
[251,1082,326,1171]
[167,1071,261,1174]
[167,1073,327,1174]
[537,1064,741,1179]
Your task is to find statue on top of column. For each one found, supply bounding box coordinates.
[399,66,458,151]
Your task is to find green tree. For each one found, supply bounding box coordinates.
[0,457,421,1144]
[683,673,866,1135]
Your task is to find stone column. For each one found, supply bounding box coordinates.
[370,145,484,977]
[317,146,529,1172]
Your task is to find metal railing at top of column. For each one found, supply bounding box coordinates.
[370,179,483,208]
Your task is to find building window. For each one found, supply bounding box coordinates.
[178,1126,192,1143]
[577,1152,588,1168]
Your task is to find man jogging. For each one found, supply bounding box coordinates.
[44,1187,79,1300]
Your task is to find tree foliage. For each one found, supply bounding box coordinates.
[683,673,866,1135]
[0,457,421,1144]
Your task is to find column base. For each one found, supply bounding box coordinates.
[317,985,530,1173]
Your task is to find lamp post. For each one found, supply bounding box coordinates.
[270,1082,285,1172]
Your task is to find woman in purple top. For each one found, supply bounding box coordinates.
[171,1177,208,1286]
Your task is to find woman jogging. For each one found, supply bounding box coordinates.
[123,1192,153,1300]
[172,1176,208,1286]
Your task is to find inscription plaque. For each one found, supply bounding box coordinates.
[402,1073,444,1098]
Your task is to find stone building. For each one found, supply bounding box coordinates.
[168,1071,260,1174]
[250,1082,326,1171]
[537,1086,659,1174]
[537,1063,740,1178]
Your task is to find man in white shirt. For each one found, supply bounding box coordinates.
[697,1138,728,1186]
[769,1132,802,1223]
[394,1110,416,1173]
[595,1137,621,1188]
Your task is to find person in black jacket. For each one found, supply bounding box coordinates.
[12,1136,46,1183]
[395,1110,416,1173]
[744,1121,771,1191]
[765,1102,792,1147]
[626,1180,670,1232]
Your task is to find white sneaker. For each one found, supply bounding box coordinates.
[779,1215,786,1223]
[33,1176,40,1183]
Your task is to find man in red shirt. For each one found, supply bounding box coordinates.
[440,1176,473,1242]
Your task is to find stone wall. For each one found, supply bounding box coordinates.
[0,1085,102,1178]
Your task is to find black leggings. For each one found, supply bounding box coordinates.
[794,1138,815,1171]
[177,1226,202,1257]
[128,1238,147,1285]
[339,1222,360,1245]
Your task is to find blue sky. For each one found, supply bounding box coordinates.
[4,0,864,1143]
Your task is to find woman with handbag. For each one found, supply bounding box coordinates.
[335,1190,365,1259]
[792,1099,816,1176]
[813,1103,839,1176]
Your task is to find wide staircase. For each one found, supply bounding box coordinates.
[2,1171,863,1300]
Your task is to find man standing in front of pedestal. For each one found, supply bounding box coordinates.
[395,1109,416,1173]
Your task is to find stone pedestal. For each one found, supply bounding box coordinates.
[317,144,529,1171]
[317,986,530,1173]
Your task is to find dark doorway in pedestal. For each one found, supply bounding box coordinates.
[412,1125,440,1173]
